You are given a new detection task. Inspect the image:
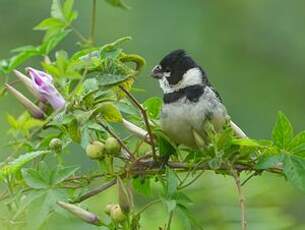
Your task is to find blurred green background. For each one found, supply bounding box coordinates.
[1,0,305,229]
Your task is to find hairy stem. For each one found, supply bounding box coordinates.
[232,170,247,230]
[72,179,116,203]
[119,86,157,161]
[90,0,97,45]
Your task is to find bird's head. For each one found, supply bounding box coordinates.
[151,49,206,93]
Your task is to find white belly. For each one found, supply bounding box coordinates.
[160,89,228,148]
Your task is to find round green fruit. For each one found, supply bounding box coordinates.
[105,137,121,156]
[104,204,114,215]
[49,138,63,153]
[110,204,126,223]
[86,141,105,159]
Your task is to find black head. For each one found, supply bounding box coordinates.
[151,49,201,85]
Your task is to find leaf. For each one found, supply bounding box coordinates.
[0,151,49,181]
[67,118,81,143]
[256,154,284,170]
[289,131,305,156]
[97,102,123,123]
[8,49,40,70]
[232,138,261,148]
[40,30,71,55]
[284,154,305,191]
[143,97,163,119]
[132,176,151,196]
[34,18,65,30]
[272,111,293,149]
[156,131,176,158]
[62,0,78,22]
[163,199,176,213]
[105,0,130,9]
[22,168,49,189]
[6,114,18,129]
[51,166,78,185]
[97,73,130,87]
[51,0,65,20]
[166,168,178,197]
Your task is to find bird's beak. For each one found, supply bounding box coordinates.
[151,65,163,79]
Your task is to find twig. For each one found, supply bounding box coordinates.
[178,171,204,190]
[98,121,135,161]
[90,0,97,45]
[119,86,157,161]
[241,172,258,186]
[166,211,174,230]
[136,199,161,216]
[71,179,116,203]
[232,169,247,230]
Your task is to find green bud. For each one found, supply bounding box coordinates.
[110,204,126,223]
[49,138,63,153]
[105,137,121,156]
[105,204,115,215]
[86,141,105,160]
[117,177,133,214]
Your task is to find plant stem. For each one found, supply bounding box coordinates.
[90,0,97,45]
[119,86,157,161]
[136,199,161,215]
[71,179,116,203]
[97,121,135,160]
[166,211,174,230]
[232,170,247,230]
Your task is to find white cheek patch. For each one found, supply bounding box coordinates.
[158,67,203,93]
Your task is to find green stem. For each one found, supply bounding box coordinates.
[136,199,161,215]
[166,211,174,230]
[90,0,97,45]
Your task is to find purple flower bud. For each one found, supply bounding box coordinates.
[26,67,66,111]
[5,84,45,119]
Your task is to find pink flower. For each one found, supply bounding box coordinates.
[14,68,66,111]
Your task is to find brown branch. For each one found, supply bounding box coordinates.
[71,179,116,203]
[97,121,135,161]
[119,86,157,161]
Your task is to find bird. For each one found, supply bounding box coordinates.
[151,49,246,148]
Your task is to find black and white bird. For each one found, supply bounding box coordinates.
[151,49,246,148]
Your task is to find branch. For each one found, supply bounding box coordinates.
[71,179,116,203]
[119,86,157,161]
[231,169,247,230]
[98,120,135,161]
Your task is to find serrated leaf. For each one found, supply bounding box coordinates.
[51,0,65,20]
[40,30,70,55]
[284,154,305,191]
[256,154,284,170]
[34,18,65,30]
[97,102,122,123]
[51,166,78,185]
[105,0,130,9]
[166,168,178,197]
[272,111,293,149]
[22,168,49,189]
[143,97,163,119]
[97,73,129,87]
[289,131,305,156]
[0,151,49,181]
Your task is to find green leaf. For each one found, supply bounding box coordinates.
[105,0,130,9]
[289,131,305,156]
[156,131,176,158]
[232,138,261,148]
[256,154,284,170]
[63,0,78,22]
[272,111,293,149]
[132,176,151,196]
[97,73,130,87]
[67,118,81,143]
[51,0,65,20]
[34,18,65,31]
[163,199,176,213]
[284,154,305,191]
[51,166,78,185]
[97,102,123,123]
[0,151,49,181]
[143,97,163,119]
[40,30,71,55]
[166,168,178,197]
[22,168,49,189]
[8,49,40,70]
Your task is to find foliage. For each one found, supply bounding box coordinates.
[1,1,305,229]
